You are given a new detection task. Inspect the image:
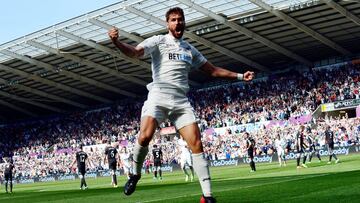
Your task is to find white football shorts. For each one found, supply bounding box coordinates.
[141,87,196,130]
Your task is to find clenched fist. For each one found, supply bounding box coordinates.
[108,27,119,42]
[243,71,255,81]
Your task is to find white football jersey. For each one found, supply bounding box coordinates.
[138,34,207,93]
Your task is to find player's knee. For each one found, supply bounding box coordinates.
[138,132,153,145]
[188,139,202,153]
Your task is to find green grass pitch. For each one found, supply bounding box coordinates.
[1,154,360,203]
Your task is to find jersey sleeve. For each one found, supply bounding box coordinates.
[137,35,161,58]
[190,44,207,70]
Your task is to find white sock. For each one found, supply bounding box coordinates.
[132,142,149,175]
[192,153,212,197]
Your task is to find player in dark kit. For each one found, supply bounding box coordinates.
[71,145,90,190]
[245,133,256,172]
[2,158,14,193]
[296,126,308,169]
[325,125,340,164]
[152,144,163,180]
[307,132,321,163]
[104,142,119,187]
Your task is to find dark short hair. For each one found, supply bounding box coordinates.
[165,7,185,22]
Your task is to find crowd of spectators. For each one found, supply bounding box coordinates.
[191,64,360,129]
[201,117,360,161]
[0,63,359,180]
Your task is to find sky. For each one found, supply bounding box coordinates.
[0,0,120,45]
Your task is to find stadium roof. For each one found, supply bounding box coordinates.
[0,0,359,123]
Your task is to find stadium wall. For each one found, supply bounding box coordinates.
[3,145,359,185]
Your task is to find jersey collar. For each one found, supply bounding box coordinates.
[166,33,183,42]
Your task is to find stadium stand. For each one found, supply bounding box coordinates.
[1,63,359,180]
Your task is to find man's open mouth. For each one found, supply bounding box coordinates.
[175,27,183,33]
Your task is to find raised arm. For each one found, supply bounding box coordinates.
[199,61,254,81]
[108,27,144,58]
